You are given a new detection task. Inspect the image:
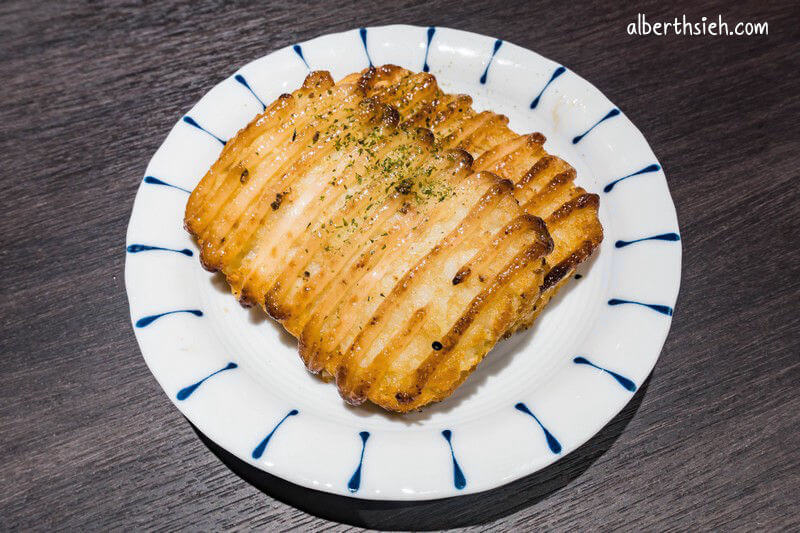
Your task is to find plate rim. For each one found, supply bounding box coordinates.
[125,23,682,501]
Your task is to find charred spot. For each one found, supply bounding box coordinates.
[271,192,284,210]
[291,129,297,142]
[312,130,320,143]
[542,261,572,290]
[398,201,411,214]
[415,128,435,145]
[550,193,600,222]
[264,296,288,321]
[520,156,554,186]
[452,267,470,285]
[543,239,596,291]
[303,271,310,278]
[528,132,546,144]
[432,341,443,351]
[381,105,400,127]
[451,148,473,168]
[356,67,377,94]
[395,178,414,195]
[345,389,367,406]
[239,168,249,183]
[369,316,380,325]
[220,237,226,244]
[478,274,486,283]
[238,289,254,309]
[546,169,576,192]
[395,392,416,404]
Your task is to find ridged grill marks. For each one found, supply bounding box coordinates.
[297,153,475,370]
[541,239,596,291]
[521,168,579,215]
[546,192,600,224]
[313,157,474,348]
[192,87,345,257]
[267,135,418,318]
[191,74,338,237]
[332,177,517,388]
[205,88,367,261]
[456,114,515,155]
[423,95,474,135]
[439,111,495,150]
[184,66,604,412]
[186,96,296,237]
[206,127,358,287]
[302,166,485,372]
[270,128,442,328]
[186,95,296,224]
[404,233,550,406]
[475,135,548,182]
[515,157,573,206]
[357,213,548,404]
[338,305,430,404]
[237,133,387,304]
[200,119,336,272]
[370,72,439,118]
[226,98,398,293]
[472,134,533,171]
[338,197,522,397]
[296,149,473,326]
[257,151,396,315]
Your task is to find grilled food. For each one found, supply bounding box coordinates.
[184,67,601,412]
[339,66,603,332]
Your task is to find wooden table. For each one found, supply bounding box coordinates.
[2,1,797,530]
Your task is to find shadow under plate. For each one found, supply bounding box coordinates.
[187,377,651,529]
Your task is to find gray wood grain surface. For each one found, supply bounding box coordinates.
[1,0,798,530]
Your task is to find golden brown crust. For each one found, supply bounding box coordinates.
[184,67,602,413]
[349,67,603,341]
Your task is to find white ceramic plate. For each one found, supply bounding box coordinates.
[125,25,680,500]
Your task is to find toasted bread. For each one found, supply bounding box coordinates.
[185,69,557,412]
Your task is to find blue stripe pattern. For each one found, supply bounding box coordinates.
[347,431,370,492]
[183,116,227,145]
[176,362,238,400]
[359,28,373,67]
[573,357,637,392]
[608,298,673,316]
[479,39,503,84]
[143,176,191,193]
[293,44,309,69]
[530,66,566,109]
[423,26,436,72]
[604,164,661,193]
[514,403,562,454]
[135,309,203,328]
[252,409,299,459]
[572,108,620,144]
[234,74,266,110]
[441,430,467,489]
[616,232,680,248]
[126,244,193,256]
